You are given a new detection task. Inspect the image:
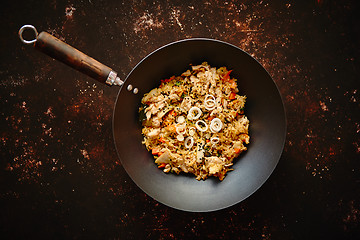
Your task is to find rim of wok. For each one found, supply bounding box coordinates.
[113,38,286,212]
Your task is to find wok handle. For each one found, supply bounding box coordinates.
[18,25,123,86]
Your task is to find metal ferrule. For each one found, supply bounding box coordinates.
[106,70,124,86]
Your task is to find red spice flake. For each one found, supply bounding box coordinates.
[328,146,336,156]
[161,76,175,84]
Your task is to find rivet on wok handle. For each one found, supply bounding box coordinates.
[18,25,123,86]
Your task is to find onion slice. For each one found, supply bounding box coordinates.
[177,115,185,124]
[187,106,202,120]
[185,137,194,149]
[176,124,187,135]
[188,127,196,136]
[210,137,220,146]
[177,134,185,141]
[204,94,216,110]
[210,118,223,132]
[195,120,208,132]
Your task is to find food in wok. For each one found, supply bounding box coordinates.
[140,62,250,180]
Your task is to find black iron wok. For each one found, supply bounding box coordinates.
[19,25,286,212]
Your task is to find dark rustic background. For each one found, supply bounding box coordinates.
[1,0,359,239]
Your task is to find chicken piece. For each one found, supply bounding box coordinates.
[145,101,166,120]
[142,88,160,103]
[181,69,191,76]
[232,139,248,157]
[155,149,171,164]
[180,96,192,112]
[147,128,160,138]
[190,75,200,84]
[151,117,161,128]
[197,71,206,81]
[171,153,189,173]
[168,93,180,102]
[205,156,225,175]
[157,106,172,119]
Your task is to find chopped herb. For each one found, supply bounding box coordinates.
[139,103,148,123]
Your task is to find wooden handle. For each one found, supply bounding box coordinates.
[19,25,123,86]
[34,31,115,84]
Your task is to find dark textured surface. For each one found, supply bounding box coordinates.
[1,0,359,239]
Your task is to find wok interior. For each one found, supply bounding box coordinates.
[113,39,286,212]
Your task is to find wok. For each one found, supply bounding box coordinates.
[19,25,286,212]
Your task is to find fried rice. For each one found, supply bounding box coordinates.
[139,62,250,181]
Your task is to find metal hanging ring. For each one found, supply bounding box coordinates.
[18,25,38,44]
